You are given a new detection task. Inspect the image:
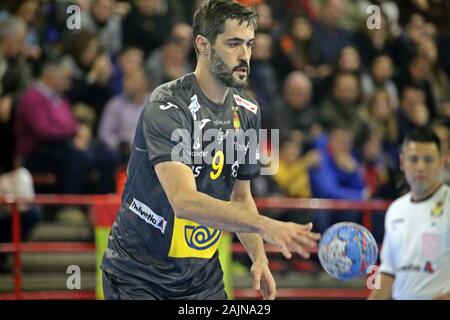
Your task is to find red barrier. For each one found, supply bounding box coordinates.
[0,195,391,300]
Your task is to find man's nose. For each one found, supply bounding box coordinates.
[239,45,251,62]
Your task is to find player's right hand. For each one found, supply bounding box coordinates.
[259,218,320,259]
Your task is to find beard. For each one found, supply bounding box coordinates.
[209,48,249,89]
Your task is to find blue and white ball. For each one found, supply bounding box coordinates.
[318,222,378,281]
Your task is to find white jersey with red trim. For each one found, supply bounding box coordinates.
[380,184,450,299]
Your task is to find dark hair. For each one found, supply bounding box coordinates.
[192,0,258,56]
[403,127,441,153]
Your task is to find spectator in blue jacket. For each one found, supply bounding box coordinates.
[309,125,368,232]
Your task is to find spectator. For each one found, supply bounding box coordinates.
[353,10,395,68]
[361,54,399,108]
[273,134,321,198]
[319,72,363,134]
[15,57,117,194]
[396,85,430,143]
[274,16,318,80]
[121,0,171,58]
[110,46,144,95]
[363,89,400,163]
[315,45,362,105]
[0,16,33,100]
[145,39,193,89]
[98,69,150,164]
[65,30,115,127]
[0,16,33,182]
[395,54,438,120]
[249,31,278,129]
[0,166,40,273]
[273,71,321,144]
[311,0,353,70]
[353,124,399,200]
[417,36,450,105]
[10,0,42,65]
[309,125,367,233]
[309,125,367,200]
[391,13,427,72]
[80,0,123,56]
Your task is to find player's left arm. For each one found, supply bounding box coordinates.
[231,179,276,300]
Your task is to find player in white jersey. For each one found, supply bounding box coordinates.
[369,128,450,300]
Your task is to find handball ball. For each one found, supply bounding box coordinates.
[318,222,378,281]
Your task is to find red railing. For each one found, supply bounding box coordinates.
[0,195,391,300]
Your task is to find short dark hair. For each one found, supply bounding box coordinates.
[403,127,441,153]
[192,0,258,56]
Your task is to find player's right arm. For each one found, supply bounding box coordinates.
[367,273,395,300]
[155,161,320,259]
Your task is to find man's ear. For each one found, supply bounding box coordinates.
[195,35,209,56]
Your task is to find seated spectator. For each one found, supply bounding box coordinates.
[0,166,40,273]
[310,0,353,74]
[395,54,438,120]
[353,11,395,68]
[249,31,278,129]
[319,72,363,134]
[314,45,362,105]
[0,16,33,101]
[15,57,117,194]
[396,85,430,143]
[98,69,150,164]
[65,30,115,128]
[273,71,321,144]
[145,39,193,90]
[10,0,42,65]
[273,133,321,198]
[110,46,144,95]
[80,0,123,56]
[309,125,368,233]
[121,0,171,58]
[274,15,318,80]
[417,36,450,106]
[353,124,399,200]
[309,125,367,200]
[361,54,399,108]
[363,89,400,165]
[391,13,428,73]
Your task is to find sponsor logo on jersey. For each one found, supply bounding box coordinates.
[199,119,211,130]
[168,217,222,258]
[431,201,444,217]
[233,94,258,115]
[129,198,167,233]
[159,102,179,110]
[188,95,201,120]
[184,225,222,250]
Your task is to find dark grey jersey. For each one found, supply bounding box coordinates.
[101,73,261,299]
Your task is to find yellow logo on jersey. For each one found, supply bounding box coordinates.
[431,201,444,217]
[168,217,222,258]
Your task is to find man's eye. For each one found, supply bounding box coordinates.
[229,42,241,47]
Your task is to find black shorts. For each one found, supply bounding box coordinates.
[102,271,227,300]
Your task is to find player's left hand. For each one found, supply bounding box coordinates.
[251,259,276,300]
[432,292,450,300]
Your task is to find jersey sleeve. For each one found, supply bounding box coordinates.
[142,99,192,167]
[236,105,261,180]
[379,209,396,277]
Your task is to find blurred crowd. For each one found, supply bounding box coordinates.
[0,0,450,237]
